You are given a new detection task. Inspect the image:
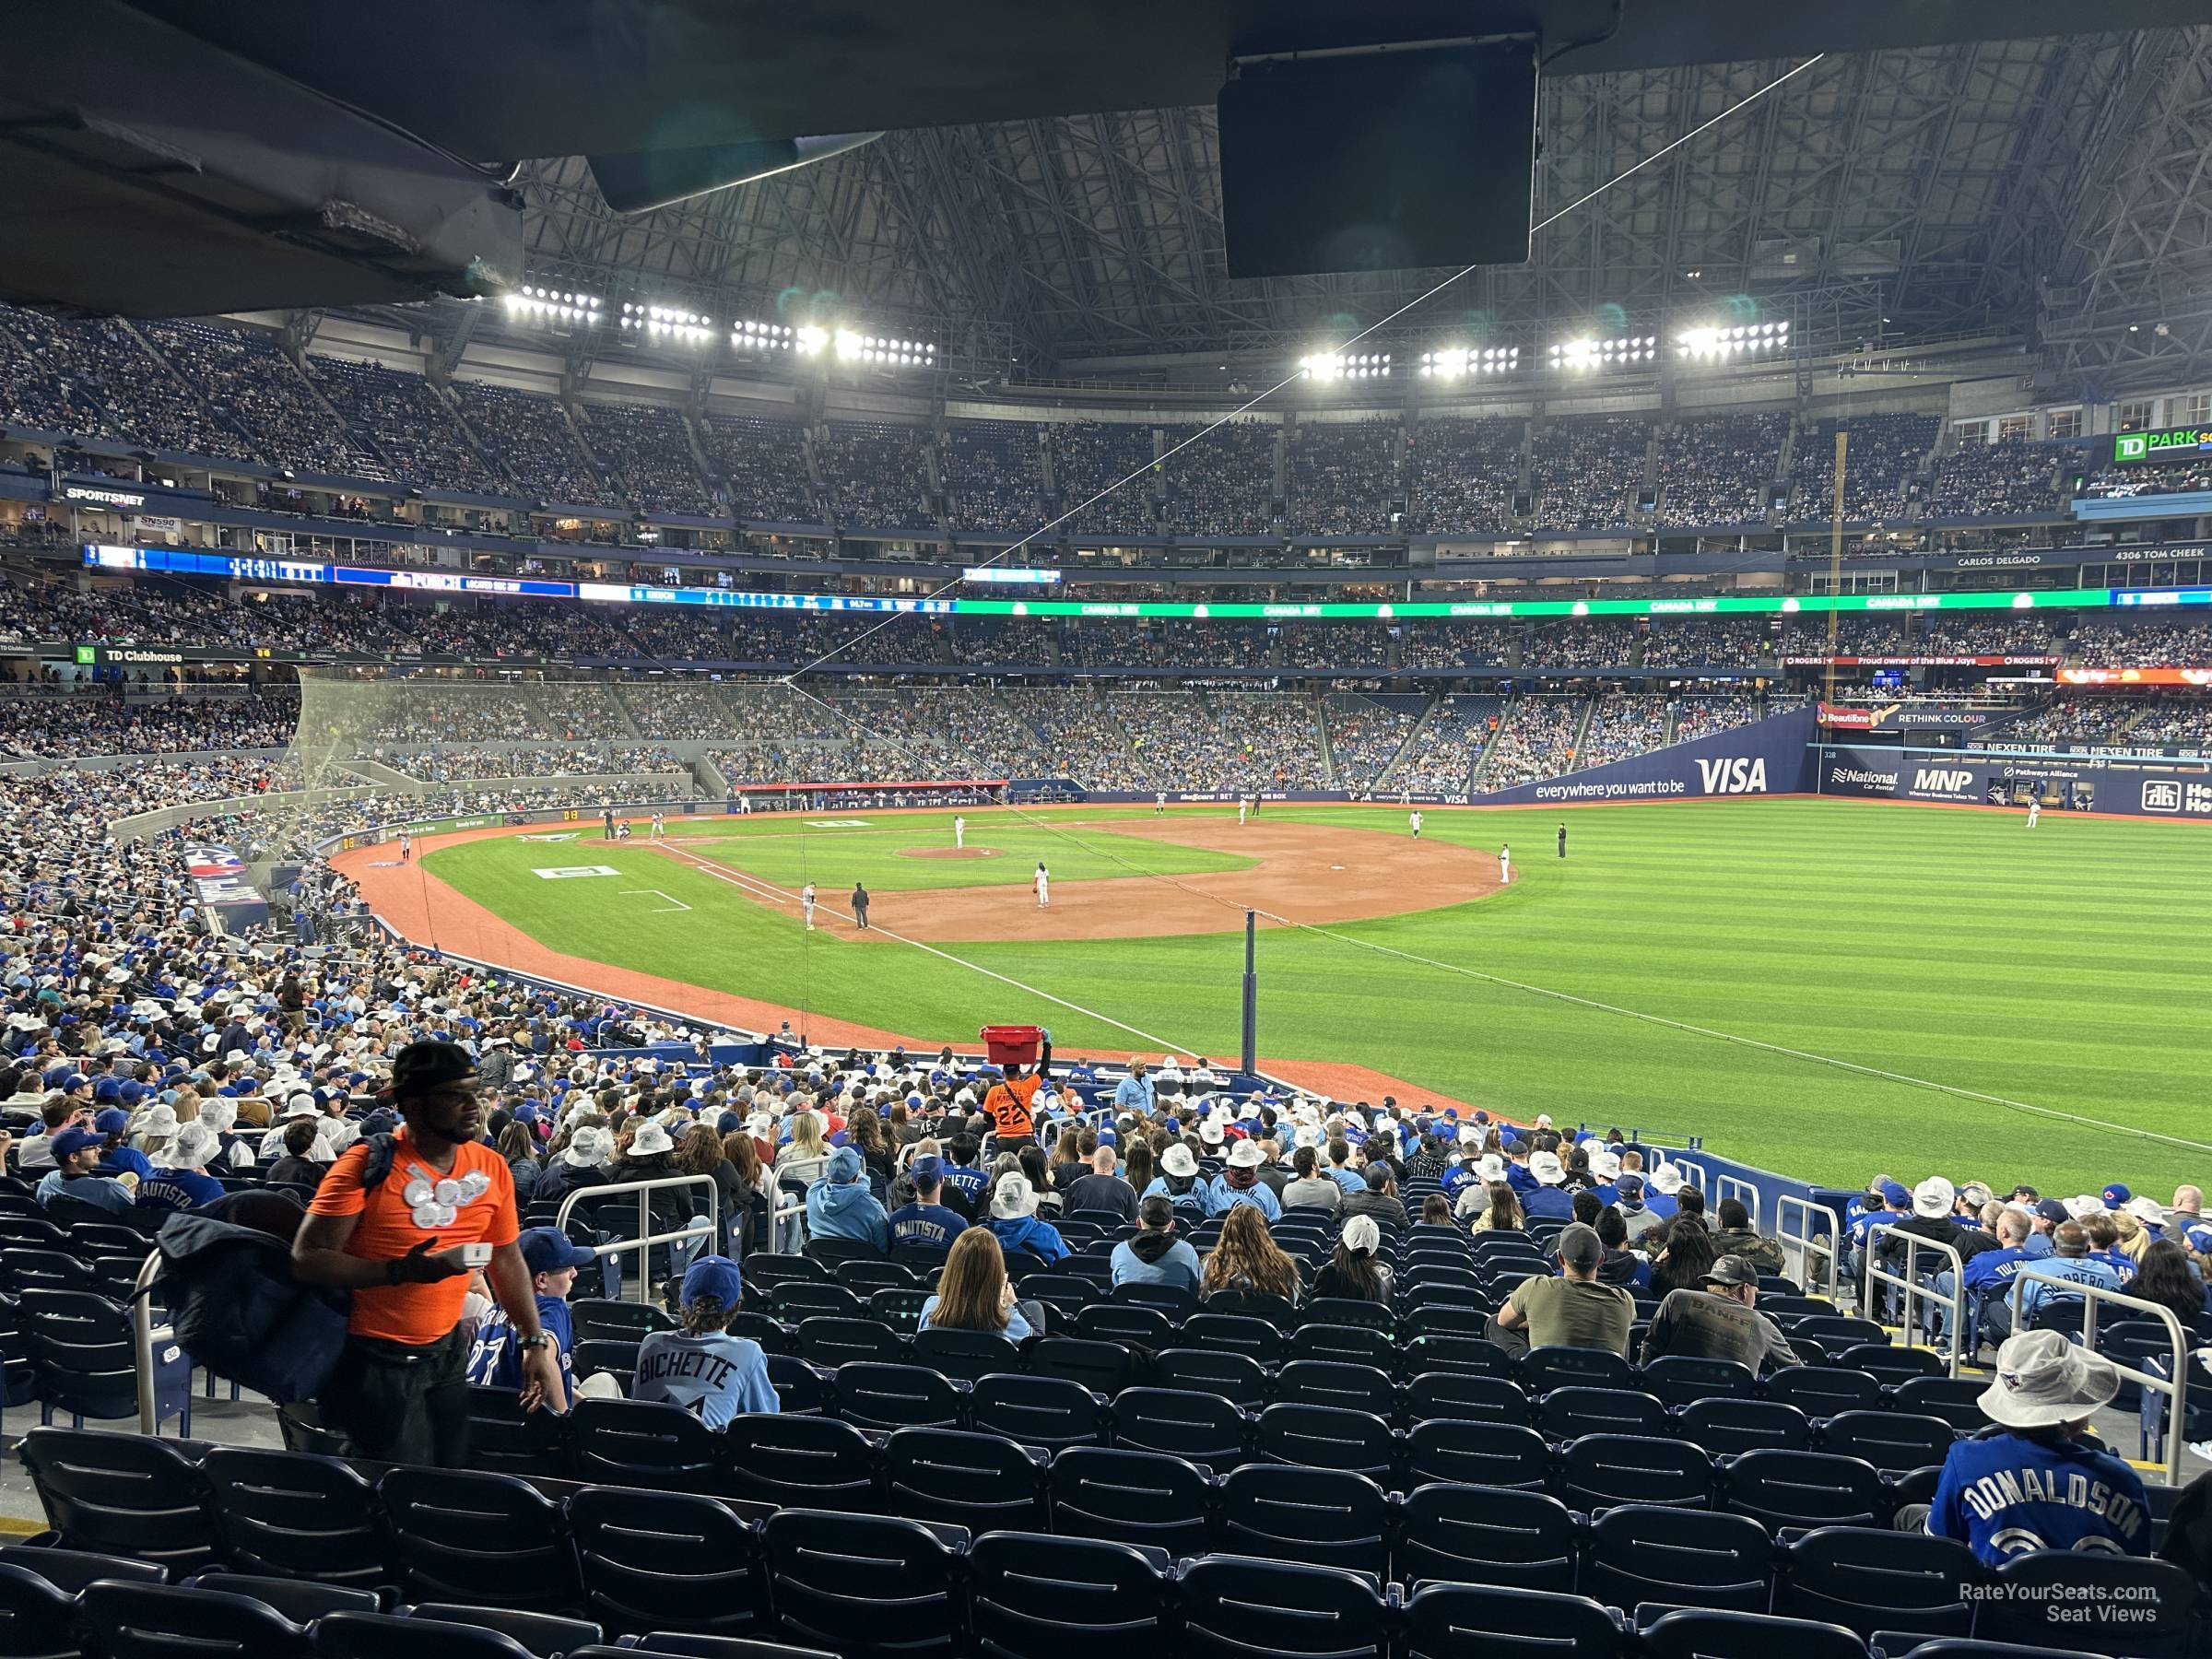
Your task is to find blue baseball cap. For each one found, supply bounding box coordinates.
[93,1108,129,1135]
[681,1254,744,1310]
[52,1127,103,1162]
[829,1146,864,1183]
[1880,1181,1912,1206]
[517,1227,596,1277]
[910,1154,944,1184]
[2102,1183,2131,1208]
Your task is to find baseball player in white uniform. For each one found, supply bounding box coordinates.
[1237,798,1247,827]
[1499,843,1511,883]
[1034,863,1050,908]
[2026,800,2040,830]
[738,794,752,815]
[650,810,665,841]
[1409,810,1422,841]
[398,830,412,862]
[801,881,818,930]
[954,815,966,849]
[1155,791,1167,817]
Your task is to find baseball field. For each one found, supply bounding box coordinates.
[374,799,2212,1196]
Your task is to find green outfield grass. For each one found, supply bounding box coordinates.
[660,815,1255,890]
[422,801,2212,1195]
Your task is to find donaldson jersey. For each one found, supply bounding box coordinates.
[467,1294,574,1392]
[1928,1432,2150,1566]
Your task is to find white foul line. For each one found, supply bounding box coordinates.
[619,888,693,913]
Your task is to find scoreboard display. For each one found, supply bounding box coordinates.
[2112,425,2212,465]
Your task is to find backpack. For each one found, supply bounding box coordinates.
[147,1137,401,1404]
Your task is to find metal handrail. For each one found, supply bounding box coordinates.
[1775,1194,1841,1303]
[131,1249,176,1436]
[2004,1274,2193,1488]
[1716,1173,1762,1231]
[1864,1222,1969,1376]
[554,1173,721,1303]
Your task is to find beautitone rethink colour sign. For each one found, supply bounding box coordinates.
[1469,706,1819,806]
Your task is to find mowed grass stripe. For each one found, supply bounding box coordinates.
[426,800,2212,1194]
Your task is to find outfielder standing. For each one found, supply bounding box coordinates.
[1155,791,1167,817]
[1409,809,1422,841]
[1558,822,1567,858]
[954,815,966,849]
[2026,799,2040,830]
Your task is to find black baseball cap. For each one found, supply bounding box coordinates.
[1700,1255,1759,1288]
[391,1040,477,1101]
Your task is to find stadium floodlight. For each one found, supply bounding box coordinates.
[1676,319,1790,359]
[794,324,828,356]
[1548,335,1653,371]
[1419,348,1469,378]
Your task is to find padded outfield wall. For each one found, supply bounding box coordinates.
[1816,743,2212,819]
[1466,706,1821,806]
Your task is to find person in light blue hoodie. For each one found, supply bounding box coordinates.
[806,1145,888,1250]
[1112,1194,1203,1290]
[984,1171,1069,1265]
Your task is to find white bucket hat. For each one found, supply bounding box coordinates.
[1648,1162,1685,1196]
[629,1121,674,1157]
[2124,1195,2168,1227]
[1198,1121,1225,1147]
[136,1103,181,1137]
[1529,1150,1565,1186]
[1977,1329,2121,1429]
[564,1125,611,1167]
[1477,1154,1508,1183]
[2064,1194,2103,1220]
[990,1171,1039,1220]
[1160,1144,1199,1180]
[1226,1139,1264,1170]
[1912,1176,1957,1220]
[1588,1148,1622,1181]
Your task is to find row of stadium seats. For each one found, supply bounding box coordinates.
[14,1430,2198,1655]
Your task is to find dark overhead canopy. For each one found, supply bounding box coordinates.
[123,0,2212,159]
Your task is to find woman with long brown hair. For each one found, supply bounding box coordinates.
[1475,1183,1524,1233]
[1122,1139,1155,1197]
[721,1130,775,1258]
[1048,1124,1087,1192]
[917,1227,1036,1340]
[1199,1204,1303,1303]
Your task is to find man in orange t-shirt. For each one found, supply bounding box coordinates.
[294,1040,561,1466]
[982,1033,1053,1157]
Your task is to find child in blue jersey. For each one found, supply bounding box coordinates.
[1907,1329,2149,1566]
[632,1254,778,1430]
[467,1226,595,1409]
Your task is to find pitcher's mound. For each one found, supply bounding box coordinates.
[899,846,1003,860]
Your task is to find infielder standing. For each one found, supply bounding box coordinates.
[800,881,818,931]
[1034,862,1050,908]
[1409,809,1422,841]
[1499,843,1512,884]
[954,815,966,849]
[398,830,412,862]
[1155,791,1167,817]
[2026,799,2040,830]
[1237,798,1247,827]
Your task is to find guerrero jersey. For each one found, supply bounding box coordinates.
[1929,1433,2151,1566]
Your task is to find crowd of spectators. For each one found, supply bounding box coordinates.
[815,421,937,533]
[1288,419,1400,537]
[697,414,818,523]
[1390,694,1500,795]
[0,306,254,459]
[2125,697,2212,747]
[997,689,1144,788]
[449,382,607,506]
[1527,620,1633,670]
[1284,624,1389,671]
[389,743,691,782]
[1403,416,1523,535]
[140,322,383,480]
[2077,457,2212,499]
[1324,694,1425,789]
[1051,421,1159,537]
[1671,695,1767,743]
[616,681,736,738]
[1654,413,1788,527]
[582,402,718,517]
[1529,416,1651,533]
[1919,618,2057,658]
[1924,439,2079,520]
[1638,618,1771,669]
[307,359,502,496]
[2069,621,2212,666]
[1395,619,1515,669]
[1158,420,1278,537]
[1477,696,1587,788]
[1787,413,1936,523]
[941,420,1045,533]
[0,687,298,758]
[1575,692,1674,768]
[1998,700,2149,746]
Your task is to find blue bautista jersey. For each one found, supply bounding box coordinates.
[1928,1432,2151,1566]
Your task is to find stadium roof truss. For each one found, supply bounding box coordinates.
[475,30,2211,385]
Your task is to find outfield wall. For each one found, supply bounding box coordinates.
[1816,743,2212,818]
[1467,706,1820,806]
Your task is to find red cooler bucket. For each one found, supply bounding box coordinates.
[980,1024,1043,1067]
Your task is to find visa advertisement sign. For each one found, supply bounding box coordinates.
[1469,706,1818,806]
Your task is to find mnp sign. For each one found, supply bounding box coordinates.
[1470,706,1818,806]
[1818,743,2212,819]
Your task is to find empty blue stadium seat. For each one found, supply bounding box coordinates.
[570,1396,724,1489]
[1775,1525,1980,1641]
[374,1466,578,1611]
[1214,1465,1391,1579]
[965,1531,1171,1659]
[200,1447,388,1593]
[1722,1450,1893,1532]
[1404,1418,1553,1489]
[759,1509,963,1659]
[1396,1483,1581,1593]
[0,1559,96,1659]
[1977,1551,2200,1659]
[1108,1388,1251,1468]
[1401,1582,1626,1659]
[1176,1556,1388,1659]
[1639,1607,1869,1659]
[81,1580,312,1659]
[882,1428,1049,1534]
[1583,1502,1774,1613]
[1559,1432,1715,1511]
[19,1429,220,1578]
[722,1413,879,1509]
